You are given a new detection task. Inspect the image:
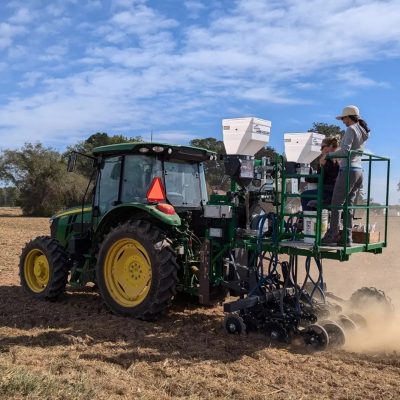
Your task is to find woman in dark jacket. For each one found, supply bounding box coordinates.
[301,137,339,211]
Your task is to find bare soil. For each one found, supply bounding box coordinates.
[0,207,399,400]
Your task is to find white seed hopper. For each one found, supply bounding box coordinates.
[222,117,271,155]
[284,132,324,164]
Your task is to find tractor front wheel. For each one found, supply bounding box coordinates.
[96,220,178,320]
[19,236,69,300]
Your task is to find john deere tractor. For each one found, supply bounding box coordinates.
[20,117,391,350]
[19,141,226,319]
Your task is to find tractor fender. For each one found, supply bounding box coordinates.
[95,203,181,239]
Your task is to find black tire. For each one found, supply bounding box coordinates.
[19,236,69,300]
[264,321,289,344]
[224,312,246,334]
[319,320,346,347]
[301,323,329,351]
[349,287,393,314]
[96,220,178,320]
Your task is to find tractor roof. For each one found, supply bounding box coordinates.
[92,142,216,162]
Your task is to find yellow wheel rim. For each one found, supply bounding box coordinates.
[104,238,152,307]
[24,249,50,293]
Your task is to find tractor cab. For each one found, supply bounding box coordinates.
[92,142,212,216]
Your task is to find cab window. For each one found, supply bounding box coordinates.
[95,156,121,214]
[121,155,162,203]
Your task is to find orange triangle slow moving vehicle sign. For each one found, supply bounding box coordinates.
[146,177,166,202]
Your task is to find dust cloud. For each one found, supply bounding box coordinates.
[342,300,400,353]
[320,216,400,354]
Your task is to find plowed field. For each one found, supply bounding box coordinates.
[0,208,399,400]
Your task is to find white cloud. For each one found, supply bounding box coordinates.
[35,17,72,35]
[8,8,32,24]
[1,0,400,149]
[182,0,400,78]
[45,4,66,17]
[144,131,196,144]
[19,72,45,88]
[184,1,206,19]
[0,22,26,49]
[110,6,177,35]
[0,67,202,147]
[0,38,11,48]
[7,44,27,59]
[38,45,69,62]
[293,82,319,90]
[237,85,311,105]
[336,68,389,88]
[112,0,147,9]
[85,0,102,10]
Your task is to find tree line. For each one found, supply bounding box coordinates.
[0,123,345,217]
[0,133,142,216]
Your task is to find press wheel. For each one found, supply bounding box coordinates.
[336,314,357,331]
[319,319,346,347]
[301,324,329,351]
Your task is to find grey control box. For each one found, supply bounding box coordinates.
[204,205,233,219]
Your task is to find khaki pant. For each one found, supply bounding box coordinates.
[327,169,363,241]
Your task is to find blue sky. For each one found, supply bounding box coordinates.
[0,0,399,203]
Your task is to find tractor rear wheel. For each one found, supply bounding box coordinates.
[96,220,178,320]
[19,236,69,300]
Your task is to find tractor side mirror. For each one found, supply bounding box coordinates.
[67,153,77,172]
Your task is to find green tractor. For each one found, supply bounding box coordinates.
[20,141,226,319]
[19,117,391,350]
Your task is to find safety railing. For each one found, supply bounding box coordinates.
[278,150,390,253]
[323,150,390,251]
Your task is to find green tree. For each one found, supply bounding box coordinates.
[254,146,278,161]
[190,137,226,155]
[308,122,344,169]
[0,143,87,216]
[308,122,344,138]
[0,186,18,207]
[67,132,143,178]
[190,138,226,189]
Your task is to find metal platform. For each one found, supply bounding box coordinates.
[277,240,385,261]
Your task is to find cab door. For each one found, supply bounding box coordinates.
[93,156,122,218]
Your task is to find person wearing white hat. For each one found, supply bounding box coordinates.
[321,105,370,246]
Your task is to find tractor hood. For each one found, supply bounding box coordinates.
[51,205,92,221]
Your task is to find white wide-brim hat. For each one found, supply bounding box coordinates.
[336,105,360,120]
